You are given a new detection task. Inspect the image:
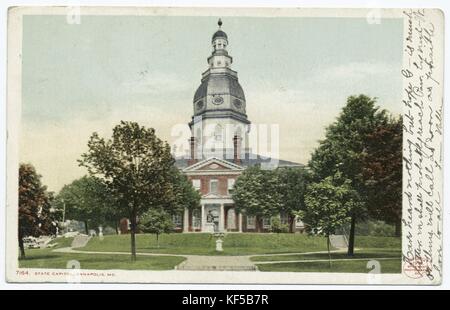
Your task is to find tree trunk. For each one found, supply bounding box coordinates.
[289,215,294,233]
[130,213,137,262]
[84,221,89,235]
[115,221,119,235]
[347,215,356,256]
[18,230,25,259]
[395,219,401,237]
[327,235,331,269]
[156,233,159,248]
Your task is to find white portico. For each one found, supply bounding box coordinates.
[199,195,242,233]
[182,157,244,233]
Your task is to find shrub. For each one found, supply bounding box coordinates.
[271,217,290,233]
[355,220,396,237]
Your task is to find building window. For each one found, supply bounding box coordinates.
[247,216,256,229]
[192,209,201,229]
[227,208,236,230]
[227,178,235,194]
[263,217,271,228]
[280,213,289,225]
[172,214,182,227]
[192,179,201,191]
[210,179,218,194]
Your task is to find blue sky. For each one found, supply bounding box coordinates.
[20,15,403,191]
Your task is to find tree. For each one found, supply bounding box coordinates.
[309,95,388,256]
[54,176,117,234]
[18,163,56,258]
[167,167,201,215]
[79,121,176,261]
[139,209,174,248]
[275,167,309,232]
[302,173,361,267]
[363,116,403,236]
[232,166,283,232]
[138,168,200,240]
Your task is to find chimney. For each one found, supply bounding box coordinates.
[233,135,242,165]
[188,136,197,166]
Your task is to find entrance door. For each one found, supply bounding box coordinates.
[205,205,220,232]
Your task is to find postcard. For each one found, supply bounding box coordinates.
[6,6,444,284]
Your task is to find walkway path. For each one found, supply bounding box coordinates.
[54,247,367,271]
[71,235,91,248]
[176,255,256,271]
[54,247,256,271]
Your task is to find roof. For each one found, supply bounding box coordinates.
[212,30,228,42]
[194,73,245,102]
[175,151,304,170]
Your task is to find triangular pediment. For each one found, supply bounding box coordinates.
[183,157,244,172]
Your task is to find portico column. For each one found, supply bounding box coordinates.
[219,203,225,232]
[201,204,206,232]
[183,207,189,233]
[238,213,243,232]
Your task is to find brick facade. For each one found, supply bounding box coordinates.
[187,175,236,196]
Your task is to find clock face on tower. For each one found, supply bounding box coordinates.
[196,100,204,111]
[233,99,242,110]
[212,95,224,105]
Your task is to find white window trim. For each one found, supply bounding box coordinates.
[173,214,182,227]
[247,215,256,229]
[263,217,271,228]
[280,213,289,225]
[210,179,218,194]
[192,209,201,228]
[227,178,235,194]
[192,179,201,191]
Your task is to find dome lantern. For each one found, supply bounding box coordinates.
[190,19,249,130]
[212,18,228,50]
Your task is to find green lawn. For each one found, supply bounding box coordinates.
[80,233,329,256]
[355,236,401,248]
[252,235,401,273]
[256,258,401,273]
[19,237,185,270]
[250,248,401,262]
[19,234,401,272]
